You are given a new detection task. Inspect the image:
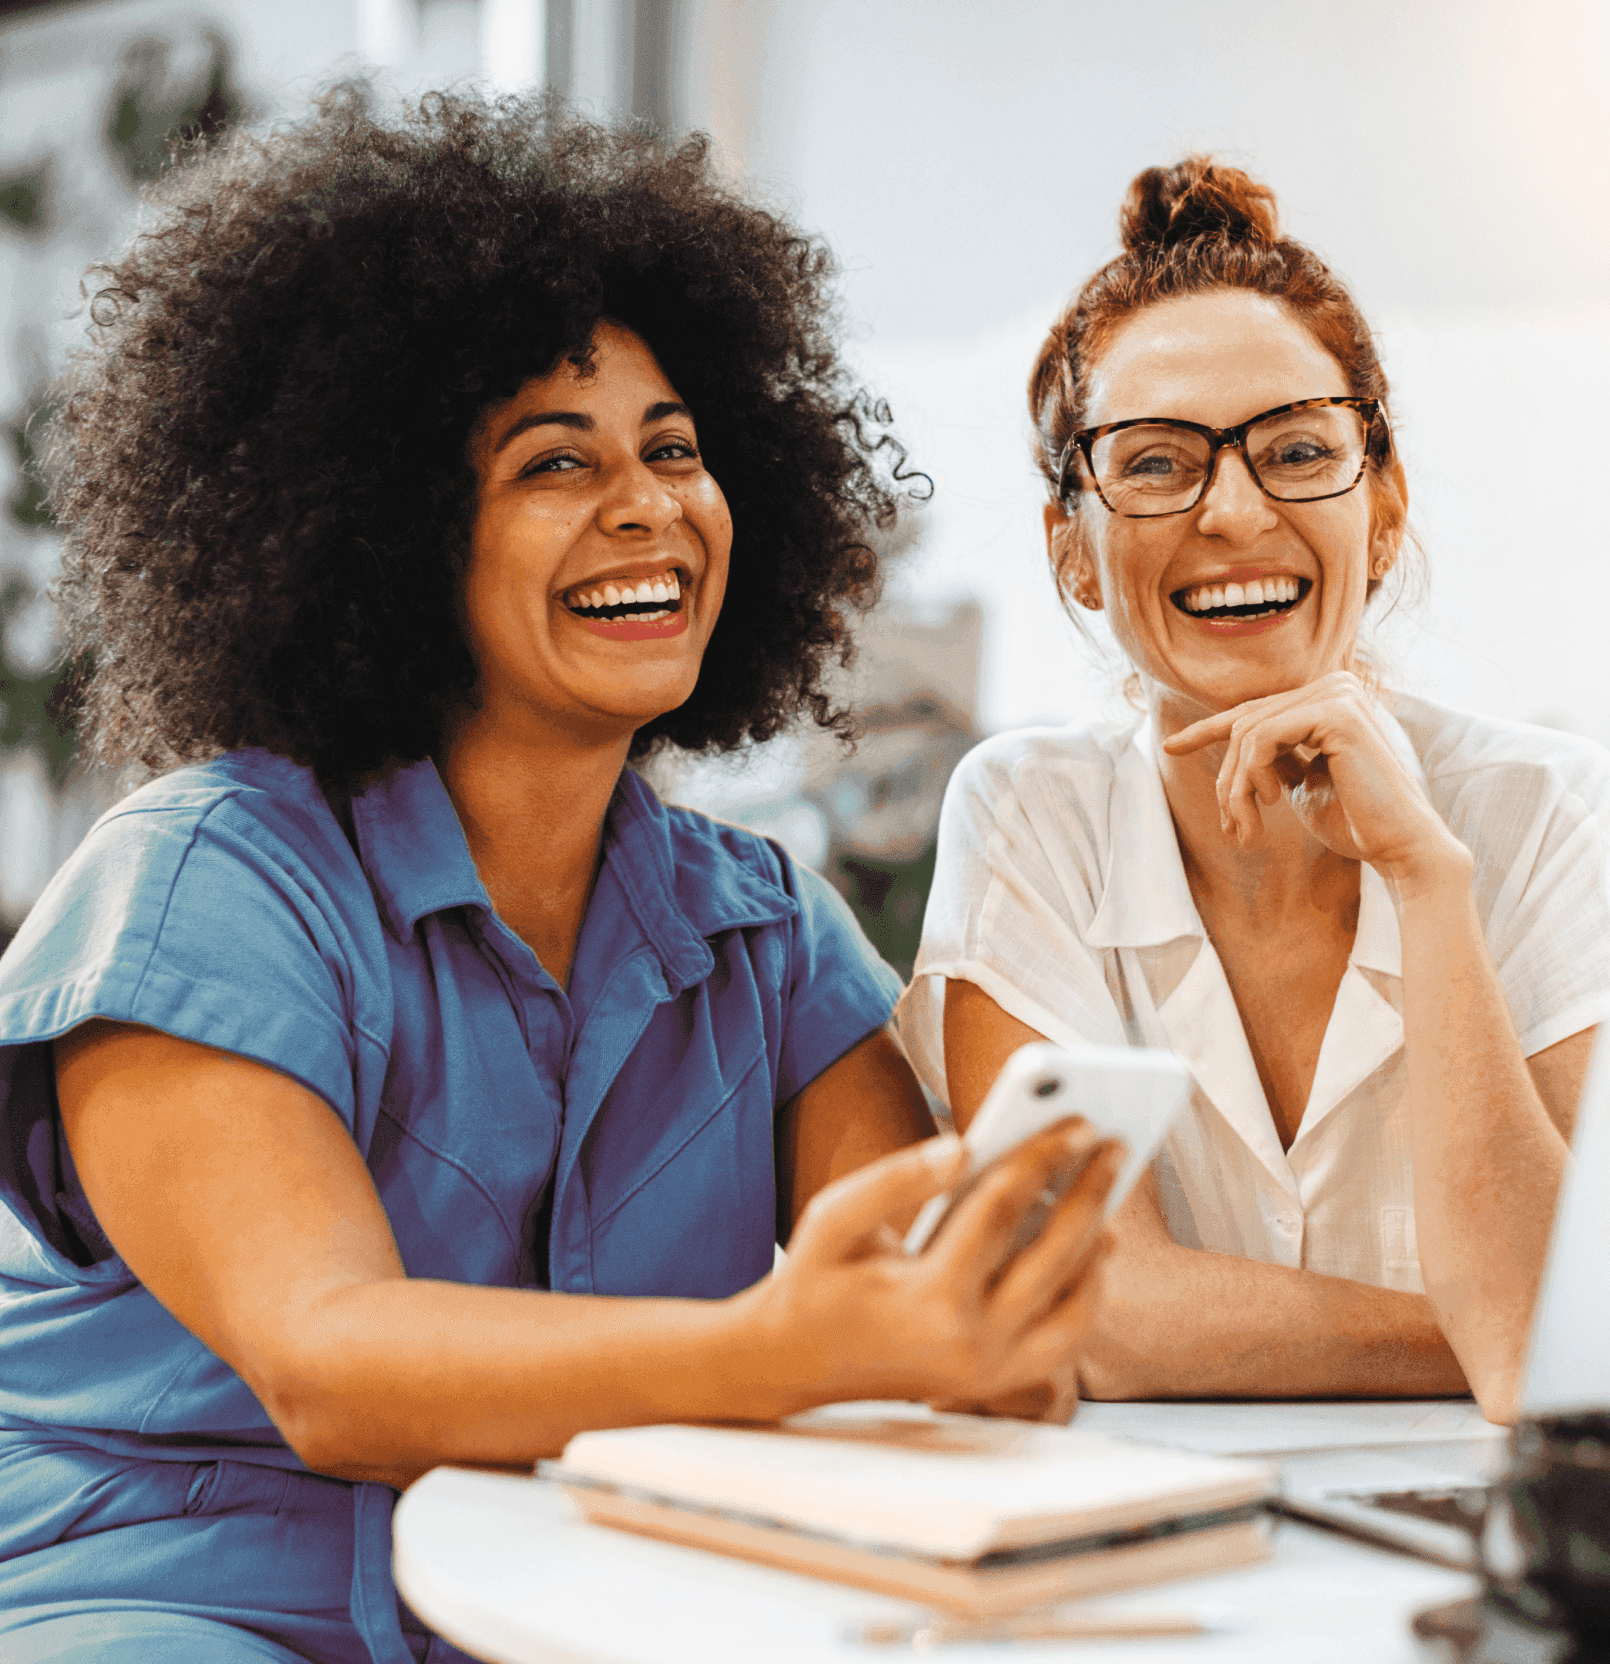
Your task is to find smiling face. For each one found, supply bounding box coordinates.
[1050,288,1402,722]
[461,322,732,747]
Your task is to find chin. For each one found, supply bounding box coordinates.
[1162,664,1312,714]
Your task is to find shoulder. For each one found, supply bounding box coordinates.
[1391,692,1610,825]
[59,748,360,917]
[0,750,368,1038]
[89,748,344,849]
[941,714,1146,849]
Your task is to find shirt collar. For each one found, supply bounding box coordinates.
[602,770,799,996]
[350,759,798,990]
[1084,704,1419,980]
[1085,719,1204,951]
[352,758,490,942]
[1352,861,1402,979]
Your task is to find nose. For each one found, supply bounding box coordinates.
[1193,443,1278,540]
[599,455,682,537]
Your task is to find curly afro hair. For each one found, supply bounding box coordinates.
[48,86,916,787]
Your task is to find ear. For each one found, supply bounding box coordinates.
[1044,501,1102,611]
[1365,455,1409,591]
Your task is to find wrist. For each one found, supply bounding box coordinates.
[715,1277,864,1422]
[1379,829,1474,908]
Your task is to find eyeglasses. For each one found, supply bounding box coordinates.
[1057,396,1386,519]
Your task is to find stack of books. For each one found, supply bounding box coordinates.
[542,1403,1276,1616]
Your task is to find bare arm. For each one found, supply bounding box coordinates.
[1395,880,1586,1421]
[944,978,1469,1401]
[1167,674,1584,1420]
[56,1019,1112,1489]
[774,1025,937,1243]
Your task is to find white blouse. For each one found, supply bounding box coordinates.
[896,693,1610,1292]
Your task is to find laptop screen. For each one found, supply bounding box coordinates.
[1521,1023,1610,1415]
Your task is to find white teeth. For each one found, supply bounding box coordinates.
[567,572,683,612]
[1178,576,1303,614]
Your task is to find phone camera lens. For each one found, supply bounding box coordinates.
[1033,1078,1060,1098]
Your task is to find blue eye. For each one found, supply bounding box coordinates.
[1126,452,1178,477]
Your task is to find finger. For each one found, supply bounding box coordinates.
[789,1133,964,1265]
[1165,686,1301,758]
[929,1377,1074,1423]
[1238,730,1306,815]
[1005,1254,1111,1386]
[927,1119,1101,1291]
[1162,710,1236,755]
[1223,706,1328,841]
[1217,719,1262,843]
[988,1143,1121,1330]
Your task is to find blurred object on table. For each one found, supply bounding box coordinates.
[1411,1411,1610,1663]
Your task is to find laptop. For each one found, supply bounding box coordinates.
[1276,1023,1610,1567]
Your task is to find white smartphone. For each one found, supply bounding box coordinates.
[903,1042,1193,1256]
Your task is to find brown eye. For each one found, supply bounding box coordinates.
[518,452,585,478]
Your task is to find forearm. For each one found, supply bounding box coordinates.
[1081,1241,1468,1401]
[1397,866,1569,1419]
[267,1277,816,1488]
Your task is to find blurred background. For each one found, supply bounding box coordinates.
[2,0,1607,970]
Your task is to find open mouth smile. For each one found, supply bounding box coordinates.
[1171,575,1310,622]
[563,569,684,625]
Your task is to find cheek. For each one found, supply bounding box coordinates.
[693,480,733,556]
[1098,531,1170,629]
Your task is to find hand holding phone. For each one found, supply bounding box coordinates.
[904,1042,1192,1256]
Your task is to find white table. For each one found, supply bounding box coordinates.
[394,1400,1499,1664]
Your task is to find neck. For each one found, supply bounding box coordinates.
[1150,701,1356,922]
[437,698,634,985]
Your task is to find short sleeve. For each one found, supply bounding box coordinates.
[895,737,1128,1106]
[1423,730,1610,1057]
[772,855,902,1106]
[0,787,368,1120]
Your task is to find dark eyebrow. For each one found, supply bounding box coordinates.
[492,401,692,456]
[492,410,593,455]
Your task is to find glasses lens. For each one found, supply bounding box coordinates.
[1088,424,1213,515]
[1246,403,1369,501]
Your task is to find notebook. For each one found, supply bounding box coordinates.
[542,1402,1275,1616]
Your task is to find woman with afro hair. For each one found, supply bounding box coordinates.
[0,90,1118,1664]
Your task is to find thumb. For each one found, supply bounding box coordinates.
[790,1134,965,1265]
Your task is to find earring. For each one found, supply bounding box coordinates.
[1371,557,1392,578]
[1074,588,1101,611]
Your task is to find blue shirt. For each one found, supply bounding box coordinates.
[0,747,899,1452]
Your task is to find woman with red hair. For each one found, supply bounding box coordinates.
[901,157,1610,1423]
